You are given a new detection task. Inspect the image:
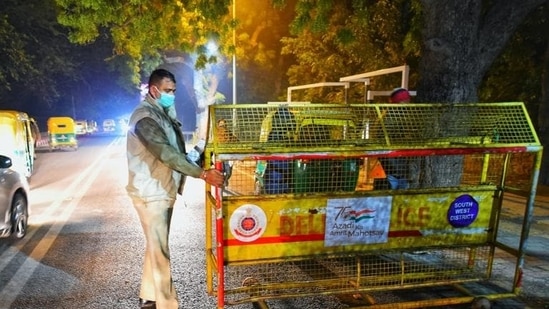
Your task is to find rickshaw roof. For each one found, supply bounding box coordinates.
[48,116,75,123]
[0,110,30,122]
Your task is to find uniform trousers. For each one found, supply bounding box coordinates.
[132,198,179,309]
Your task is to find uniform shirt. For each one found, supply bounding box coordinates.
[126,95,202,202]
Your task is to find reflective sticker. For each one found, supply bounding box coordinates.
[230,204,267,242]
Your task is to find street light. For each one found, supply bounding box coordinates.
[232,0,237,132]
[232,0,236,105]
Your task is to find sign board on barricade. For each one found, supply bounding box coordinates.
[223,189,494,261]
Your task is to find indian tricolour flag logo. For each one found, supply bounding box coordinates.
[343,209,376,222]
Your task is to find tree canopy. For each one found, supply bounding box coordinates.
[281,0,421,103]
[0,0,138,128]
[0,0,79,104]
[53,0,548,107]
[280,0,548,186]
[55,0,234,86]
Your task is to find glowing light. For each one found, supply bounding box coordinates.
[207,41,218,56]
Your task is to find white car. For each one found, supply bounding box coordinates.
[102,119,116,132]
[75,120,89,135]
[0,154,29,239]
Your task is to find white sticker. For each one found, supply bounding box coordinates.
[229,204,267,242]
[324,196,392,247]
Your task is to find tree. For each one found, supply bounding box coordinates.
[54,0,547,185]
[0,0,137,131]
[416,0,545,187]
[283,0,546,187]
[55,0,238,134]
[283,0,546,101]
[0,0,79,105]
[54,0,295,101]
[477,4,549,184]
[232,0,295,103]
[281,0,420,103]
[54,0,298,133]
[538,4,549,185]
[417,0,545,103]
[55,0,233,82]
[0,16,34,94]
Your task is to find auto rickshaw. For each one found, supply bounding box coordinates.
[47,116,78,151]
[0,110,35,178]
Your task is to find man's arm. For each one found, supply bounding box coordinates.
[134,117,202,178]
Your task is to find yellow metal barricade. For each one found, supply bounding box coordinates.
[204,102,542,308]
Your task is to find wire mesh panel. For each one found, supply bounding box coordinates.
[221,152,534,196]
[219,247,491,306]
[207,102,539,154]
[204,102,542,308]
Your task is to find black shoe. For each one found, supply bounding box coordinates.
[139,298,156,309]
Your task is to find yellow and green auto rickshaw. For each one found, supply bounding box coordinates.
[47,116,78,151]
[0,110,35,178]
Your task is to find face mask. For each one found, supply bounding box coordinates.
[154,86,175,108]
[158,92,175,108]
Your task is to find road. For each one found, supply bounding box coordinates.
[0,134,548,309]
[0,135,340,309]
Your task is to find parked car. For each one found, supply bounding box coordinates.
[102,119,116,133]
[86,120,98,134]
[0,154,29,239]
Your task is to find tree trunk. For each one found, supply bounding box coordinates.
[416,0,545,187]
[538,3,549,185]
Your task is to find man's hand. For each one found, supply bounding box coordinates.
[201,169,225,187]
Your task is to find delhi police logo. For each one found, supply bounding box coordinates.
[230,204,267,242]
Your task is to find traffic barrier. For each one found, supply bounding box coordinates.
[204,102,542,308]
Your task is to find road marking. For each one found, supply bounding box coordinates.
[0,137,122,306]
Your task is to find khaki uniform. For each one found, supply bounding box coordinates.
[126,95,202,308]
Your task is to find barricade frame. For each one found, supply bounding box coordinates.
[204,102,542,308]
